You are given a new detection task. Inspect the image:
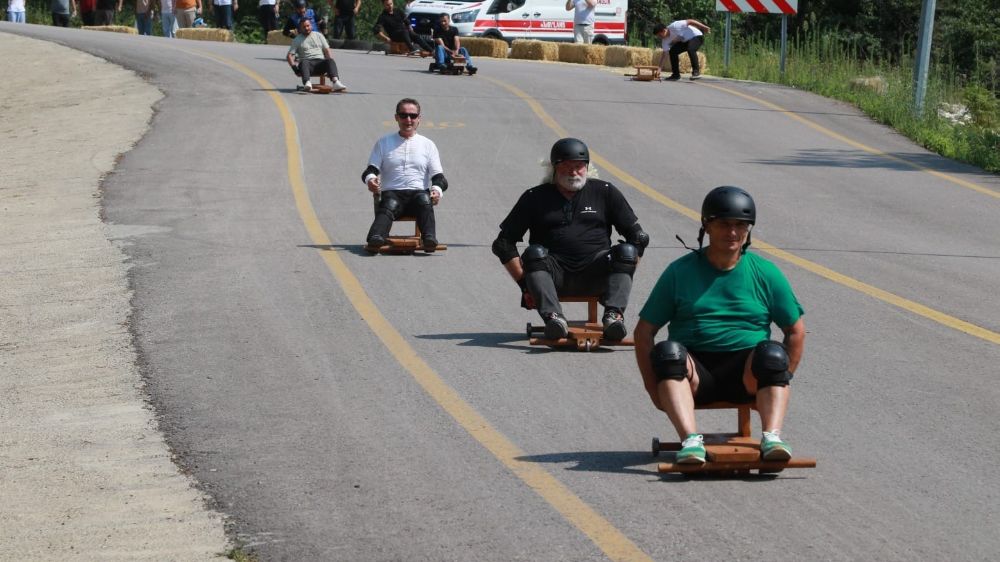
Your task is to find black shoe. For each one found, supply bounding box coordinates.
[664,74,681,81]
[690,71,701,81]
[602,309,627,341]
[543,312,569,340]
[421,235,438,252]
[466,65,477,75]
[365,234,387,252]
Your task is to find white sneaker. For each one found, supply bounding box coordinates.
[332,79,347,92]
[300,82,313,92]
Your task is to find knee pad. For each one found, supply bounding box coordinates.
[751,340,793,388]
[610,243,639,275]
[521,244,550,274]
[414,191,432,207]
[377,195,403,219]
[651,341,689,382]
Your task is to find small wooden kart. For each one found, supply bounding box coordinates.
[628,65,661,81]
[652,401,816,476]
[428,56,477,76]
[295,76,344,94]
[384,40,431,57]
[526,296,634,351]
[364,195,446,255]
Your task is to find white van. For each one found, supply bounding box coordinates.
[406,0,627,45]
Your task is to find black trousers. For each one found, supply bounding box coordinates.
[390,29,434,52]
[668,35,704,76]
[333,14,356,39]
[525,250,632,319]
[297,58,339,83]
[257,5,278,32]
[367,191,436,241]
[52,12,70,26]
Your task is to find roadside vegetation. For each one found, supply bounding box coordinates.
[17,0,998,172]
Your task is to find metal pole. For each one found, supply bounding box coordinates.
[724,11,731,72]
[913,0,937,114]
[780,14,787,76]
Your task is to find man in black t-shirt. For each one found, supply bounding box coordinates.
[430,13,477,73]
[491,138,650,341]
[373,0,434,54]
[331,0,359,39]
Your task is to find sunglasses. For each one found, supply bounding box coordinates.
[396,112,420,119]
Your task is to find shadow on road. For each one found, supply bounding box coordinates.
[515,450,659,476]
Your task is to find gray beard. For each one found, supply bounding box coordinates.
[556,174,586,192]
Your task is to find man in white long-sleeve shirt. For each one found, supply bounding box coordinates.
[362,98,449,252]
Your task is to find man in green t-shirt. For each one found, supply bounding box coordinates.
[286,18,347,92]
[634,186,806,464]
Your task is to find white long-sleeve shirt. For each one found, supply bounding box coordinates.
[365,132,443,193]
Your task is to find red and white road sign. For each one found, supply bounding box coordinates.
[716,0,798,14]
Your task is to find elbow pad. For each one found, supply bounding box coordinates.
[430,173,448,192]
[625,223,650,256]
[491,236,519,264]
[361,165,379,184]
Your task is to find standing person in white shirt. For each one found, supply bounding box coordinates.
[211,0,236,29]
[565,0,596,44]
[160,0,178,36]
[655,19,711,81]
[257,0,278,33]
[362,98,449,253]
[6,0,26,22]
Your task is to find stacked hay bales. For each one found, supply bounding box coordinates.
[557,43,605,65]
[266,30,293,45]
[652,49,708,75]
[604,45,652,68]
[176,28,234,42]
[461,37,508,58]
[510,39,559,61]
[81,25,137,34]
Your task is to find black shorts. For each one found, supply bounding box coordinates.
[690,348,755,405]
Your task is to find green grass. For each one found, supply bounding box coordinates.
[703,29,1000,173]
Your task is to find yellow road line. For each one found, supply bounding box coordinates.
[701,82,1000,199]
[194,50,654,562]
[487,77,1000,346]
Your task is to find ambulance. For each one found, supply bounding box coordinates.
[406,0,627,45]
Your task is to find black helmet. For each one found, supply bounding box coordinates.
[550,138,589,166]
[701,186,756,225]
[293,0,307,9]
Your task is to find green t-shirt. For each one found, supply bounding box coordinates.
[639,250,803,352]
[289,31,330,61]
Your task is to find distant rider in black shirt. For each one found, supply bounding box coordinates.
[373,0,434,54]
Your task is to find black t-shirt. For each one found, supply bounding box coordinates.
[498,179,639,271]
[335,0,355,14]
[375,9,409,36]
[96,0,116,9]
[433,26,459,50]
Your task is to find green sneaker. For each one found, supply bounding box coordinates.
[676,434,706,464]
[760,431,792,461]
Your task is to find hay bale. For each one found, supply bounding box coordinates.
[81,25,137,34]
[652,49,708,75]
[510,39,559,61]
[460,37,508,59]
[176,27,234,42]
[557,42,605,66]
[604,45,652,68]
[267,30,293,45]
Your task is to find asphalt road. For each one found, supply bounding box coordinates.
[6,24,1000,561]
